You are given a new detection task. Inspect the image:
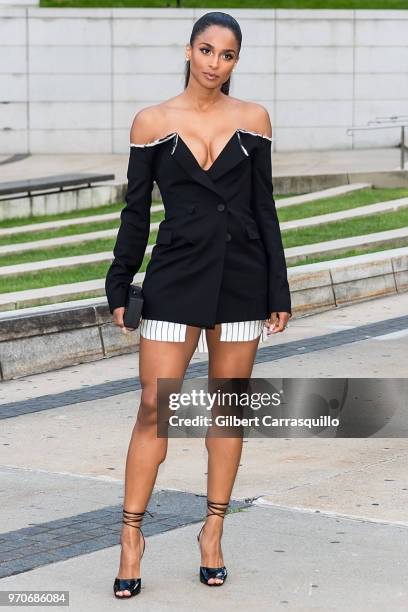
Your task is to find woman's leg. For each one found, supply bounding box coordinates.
[199,324,261,584]
[115,324,202,596]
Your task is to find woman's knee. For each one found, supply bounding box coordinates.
[137,388,159,428]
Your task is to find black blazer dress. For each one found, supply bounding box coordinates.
[105,128,292,330]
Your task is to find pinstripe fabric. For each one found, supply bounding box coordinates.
[139,319,269,354]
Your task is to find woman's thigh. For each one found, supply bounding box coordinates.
[137,325,202,427]
[139,324,202,385]
[205,324,261,378]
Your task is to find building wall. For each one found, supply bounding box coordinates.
[1,7,407,153]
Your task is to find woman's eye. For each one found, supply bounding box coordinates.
[200,48,234,61]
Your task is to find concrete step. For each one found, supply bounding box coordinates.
[1,196,405,256]
[0,185,372,242]
[0,221,160,255]
[0,252,117,277]
[0,246,408,312]
[0,182,128,222]
[0,203,163,237]
[285,225,408,264]
[0,246,407,379]
[275,182,372,208]
[282,196,408,231]
[0,272,144,313]
[0,184,368,238]
[1,226,407,279]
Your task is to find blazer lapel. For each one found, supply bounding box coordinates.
[208,132,250,182]
[170,132,249,200]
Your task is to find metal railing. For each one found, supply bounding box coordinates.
[346,115,408,170]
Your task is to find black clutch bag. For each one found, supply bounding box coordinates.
[123,284,143,330]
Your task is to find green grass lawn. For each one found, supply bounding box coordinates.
[0,203,125,229]
[0,193,296,232]
[2,240,403,310]
[1,208,407,295]
[39,0,408,8]
[281,208,408,248]
[291,237,408,266]
[2,187,408,298]
[2,188,407,296]
[0,259,147,294]
[2,187,406,247]
[1,208,407,269]
[0,229,160,267]
[277,188,408,222]
[3,236,408,295]
[0,211,164,246]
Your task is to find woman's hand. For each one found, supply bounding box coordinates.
[113,306,135,334]
[265,311,291,335]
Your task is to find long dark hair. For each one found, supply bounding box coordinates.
[184,12,242,96]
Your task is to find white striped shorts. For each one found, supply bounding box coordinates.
[139,319,269,353]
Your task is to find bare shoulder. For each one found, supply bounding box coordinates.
[244,101,272,138]
[129,105,166,145]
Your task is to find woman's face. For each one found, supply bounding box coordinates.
[186,25,239,88]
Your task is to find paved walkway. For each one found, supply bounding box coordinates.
[0,292,407,610]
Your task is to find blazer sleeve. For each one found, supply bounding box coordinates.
[251,138,292,315]
[105,146,154,314]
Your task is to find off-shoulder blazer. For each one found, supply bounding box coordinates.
[105,128,291,329]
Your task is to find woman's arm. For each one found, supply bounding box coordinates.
[250,105,292,317]
[105,110,156,315]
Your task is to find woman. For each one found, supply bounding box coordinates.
[105,11,291,599]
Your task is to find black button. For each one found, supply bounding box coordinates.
[226,232,231,242]
[217,203,225,212]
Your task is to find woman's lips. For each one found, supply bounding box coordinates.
[203,72,218,80]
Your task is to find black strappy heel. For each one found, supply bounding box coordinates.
[197,499,229,586]
[113,508,152,599]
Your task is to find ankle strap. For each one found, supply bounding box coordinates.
[122,508,153,529]
[206,499,229,519]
